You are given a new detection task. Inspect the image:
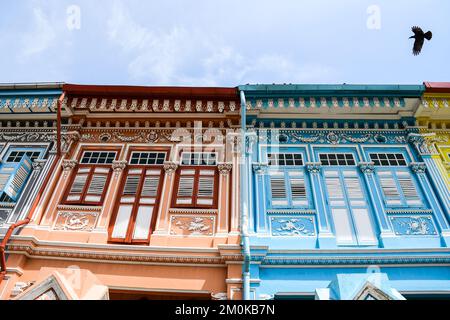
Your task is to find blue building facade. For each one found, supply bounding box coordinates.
[239,84,450,300]
[0,83,65,235]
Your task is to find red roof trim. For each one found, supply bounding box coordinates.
[424,82,450,93]
[63,84,239,100]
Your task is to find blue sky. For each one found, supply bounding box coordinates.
[0,0,449,86]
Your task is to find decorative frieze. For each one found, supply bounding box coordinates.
[270,216,316,237]
[389,215,437,236]
[170,216,215,236]
[53,211,99,232]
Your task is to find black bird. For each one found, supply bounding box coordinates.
[409,26,432,55]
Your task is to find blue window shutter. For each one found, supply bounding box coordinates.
[2,155,33,202]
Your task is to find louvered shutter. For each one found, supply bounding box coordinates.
[66,167,90,202]
[85,167,110,203]
[197,170,215,206]
[397,171,422,206]
[378,171,402,206]
[176,169,195,205]
[269,172,287,206]
[0,155,33,202]
[289,171,307,206]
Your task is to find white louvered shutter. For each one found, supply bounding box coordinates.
[67,167,90,202]
[270,172,287,206]
[378,171,402,206]
[289,171,307,206]
[397,171,422,206]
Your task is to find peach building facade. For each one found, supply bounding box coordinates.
[0,84,243,300]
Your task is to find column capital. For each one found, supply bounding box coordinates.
[359,162,375,174]
[32,159,47,172]
[62,159,77,171]
[252,163,268,174]
[218,162,233,175]
[112,160,128,177]
[306,162,322,174]
[163,161,178,175]
[410,162,427,174]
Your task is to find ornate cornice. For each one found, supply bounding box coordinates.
[6,244,243,265]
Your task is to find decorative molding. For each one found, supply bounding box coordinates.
[409,162,427,174]
[252,163,268,174]
[306,162,322,174]
[359,162,375,174]
[211,292,228,300]
[0,131,56,143]
[168,208,218,215]
[112,160,127,177]
[54,211,98,232]
[385,209,433,214]
[163,161,178,175]
[389,215,437,236]
[266,209,316,215]
[270,216,316,237]
[61,160,77,177]
[56,205,102,212]
[32,159,47,172]
[217,163,233,175]
[170,216,215,236]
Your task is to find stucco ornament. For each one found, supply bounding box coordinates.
[211,292,228,300]
[326,132,340,144]
[306,162,322,174]
[409,162,427,174]
[252,163,268,175]
[359,162,375,174]
[407,133,439,155]
[62,160,78,177]
[163,161,178,175]
[390,216,437,236]
[218,163,233,175]
[112,160,128,177]
[32,159,47,172]
[271,217,316,237]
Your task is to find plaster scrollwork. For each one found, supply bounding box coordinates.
[306,162,322,174]
[112,160,128,177]
[246,132,257,154]
[54,211,98,232]
[0,132,56,143]
[407,133,439,156]
[164,161,178,175]
[61,131,81,153]
[218,163,233,175]
[409,162,427,174]
[359,162,375,174]
[291,132,323,143]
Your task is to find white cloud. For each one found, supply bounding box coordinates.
[20,7,57,59]
[107,0,335,86]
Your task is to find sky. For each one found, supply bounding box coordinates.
[0,0,449,87]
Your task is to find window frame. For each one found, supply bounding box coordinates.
[108,148,169,244]
[62,149,118,206]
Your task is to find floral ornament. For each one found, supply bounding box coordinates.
[326,132,340,144]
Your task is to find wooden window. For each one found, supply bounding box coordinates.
[0,155,33,203]
[109,166,164,244]
[181,152,217,166]
[63,151,116,205]
[319,153,356,166]
[172,165,218,209]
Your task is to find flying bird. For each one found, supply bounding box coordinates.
[409,26,432,56]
